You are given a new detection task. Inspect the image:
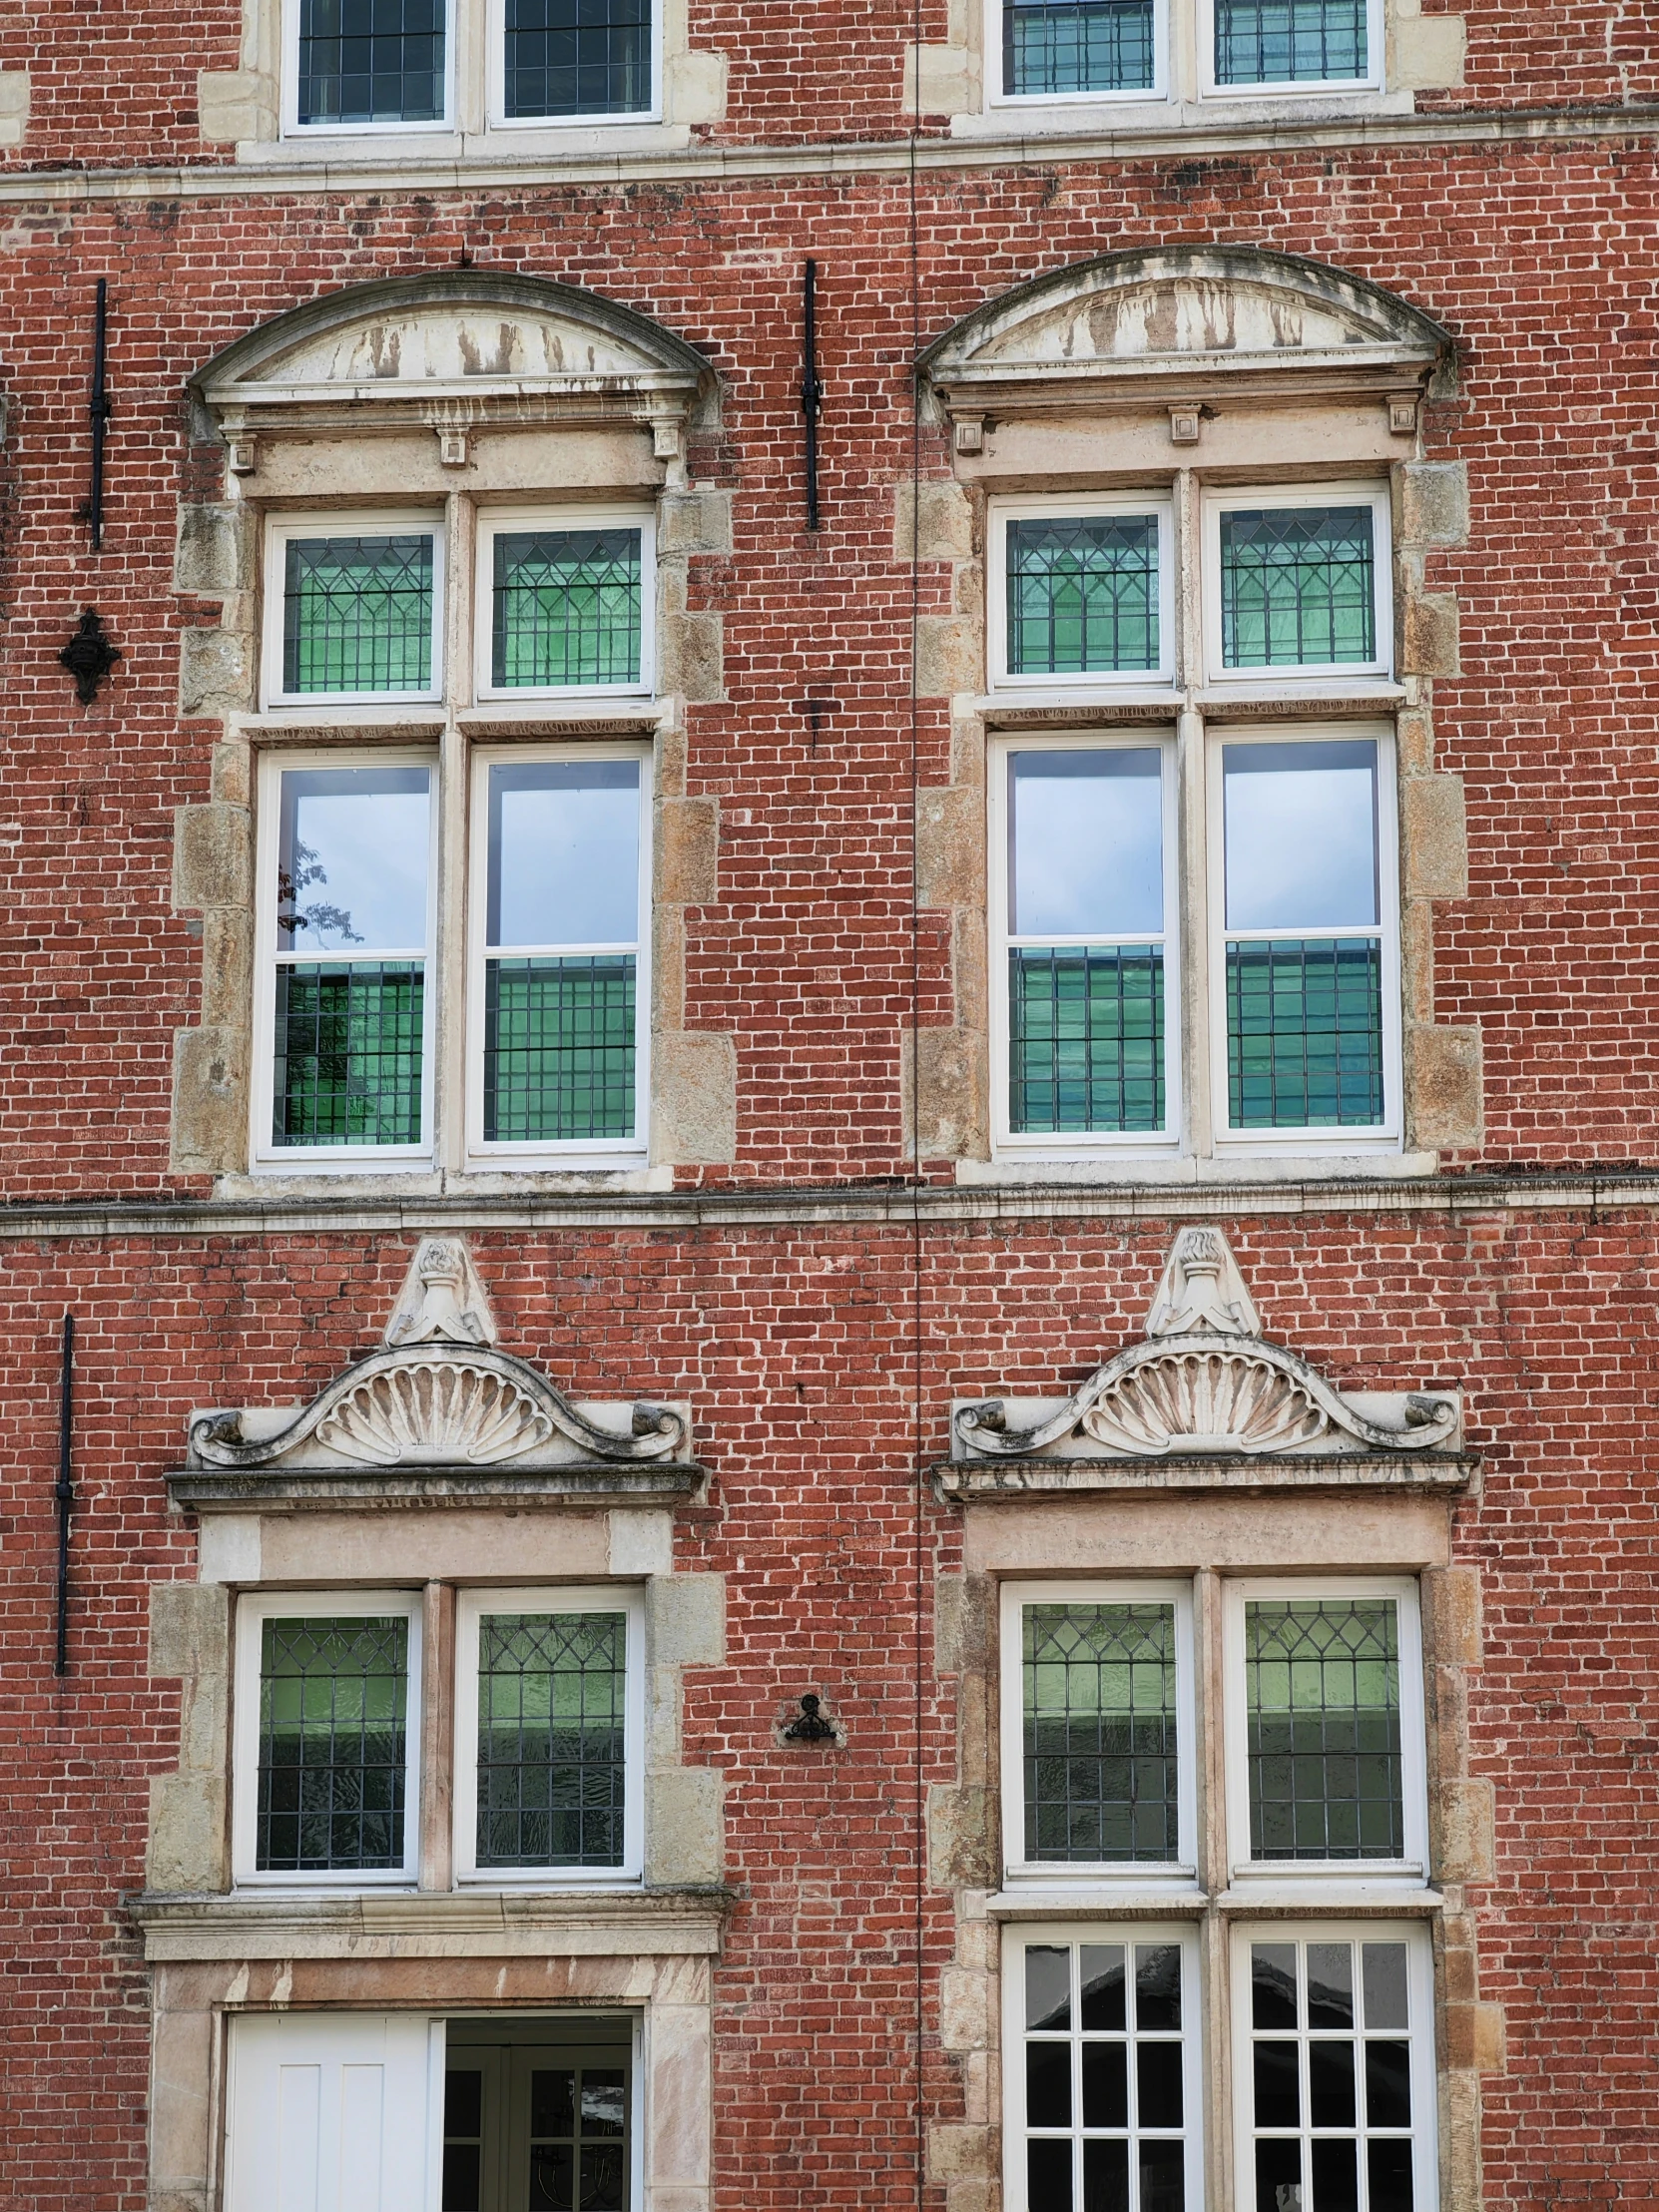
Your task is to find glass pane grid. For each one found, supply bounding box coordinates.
[1226,937,1382,1130]
[529,2065,628,2211]
[1011,945,1165,1135]
[484,956,636,1144]
[1250,1938,1416,2212]
[476,1611,628,1868]
[1215,0,1368,82]
[492,529,642,689]
[1219,506,1376,668]
[274,962,424,1147]
[297,0,445,123]
[1247,1600,1403,1860]
[1007,516,1160,676]
[1024,1940,1189,2212]
[1024,1603,1179,1862]
[506,0,651,116]
[282,534,434,694]
[256,1616,408,1871]
[1005,0,1156,95]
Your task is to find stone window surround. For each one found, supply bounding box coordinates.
[197,0,729,158]
[907,249,1478,1182]
[907,0,1465,133]
[929,1487,1501,2212]
[173,274,736,1192]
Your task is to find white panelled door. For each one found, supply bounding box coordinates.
[224,2012,444,2212]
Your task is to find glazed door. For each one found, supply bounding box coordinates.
[443,2028,634,2212]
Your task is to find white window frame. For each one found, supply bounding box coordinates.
[1202,481,1393,688]
[251,747,440,1172]
[987,493,1177,694]
[485,0,664,128]
[262,511,447,708]
[452,1585,647,1887]
[464,741,653,1166]
[986,0,1172,109]
[1000,1579,1199,1888]
[473,504,657,701]
[232,1589,425,1890]
[1228,1920,1438,2212]
[1001,1922,1206,2212]
[1222,1576,1428,1889]
[1206,720,1401,1153]
[1198,0,1385,98]
[989,732,1182,1159]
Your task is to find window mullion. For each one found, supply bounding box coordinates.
[436,490,476,1172]
[419,1580,456,1893]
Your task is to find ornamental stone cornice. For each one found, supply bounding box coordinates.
[169,1236,700,1514]
[944,1226,1472,1499]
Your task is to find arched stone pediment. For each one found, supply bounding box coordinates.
[919,246,1452,416]
[192,271,713,462]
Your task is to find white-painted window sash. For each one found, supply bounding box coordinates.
[1200,481,1394,689]
[484,0,664,128]
[986,0,1173,108]
[987,493,1178,694]
[262,511,447,710]
[1196,0,1385,97]
[472,504,657,702]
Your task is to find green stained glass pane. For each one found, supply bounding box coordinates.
[484,955,635,1143]
[492,528,642,689]
[1219,505,1376,667]
[476,1611,628,1868]
[257,1616,408,1871]
[1225,937,1382,1128]
[1246,1599,1402,1860]
[505,0,652,117]
[273,962,424,1147]
[296,0,445,122]
[1010,945,1164,1133]
[282,534,434,694]
[1215,0,1367,82]
[1006,515,1160,675]
[1004,0,1156,94]
[1023,1603,1179,1862]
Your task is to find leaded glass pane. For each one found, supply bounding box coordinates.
[256,1616,409,1871]
[492,528,642,689]
[505,0,652,116]
[1006,516,1160,676]
[484,956,636,1142]
[1004,0,1156,95]
[1218,506,1376,668]
[281,533,435,694]
[1225,937,1382,1128]
[297,0,446,123]
[475,1611,628,1867]
[1215,0,1368,83]
[1023,1602,1179,1861]
[1010,947,1164,1133]
[273,962,425,1145]
[1246,1598,1403,1859]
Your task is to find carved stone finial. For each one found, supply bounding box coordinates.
[384,1237,496,1349]
[1145,1225,1261,1339]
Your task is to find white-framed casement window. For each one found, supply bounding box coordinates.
[987,0,1382,105]
[1203,484,1393,687]
[263,514,445,708]
[999,1580,1198,1886]
[1222,1578,1428,1886]
[1231,1922,1437,2212]
[475,506,655,700]
[1003,1925,1204,2212]
[452,1586,646,1886]
[282,0,661,135]
[253,751,439,1163]
[987,494,1176,691]
[990,736,1180,1152]
[467,747,652,1162]
[231,1591,425,1888]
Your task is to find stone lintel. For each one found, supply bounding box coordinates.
[167,1463,707,1513]
[934,1451,1477,1501]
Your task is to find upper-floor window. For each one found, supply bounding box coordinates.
[287,0,659,129]
[231,1585,645,1888]
[991,0,1382,103]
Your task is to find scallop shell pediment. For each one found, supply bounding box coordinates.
[315,1358,555,1466]
[1079,1349,1329,1455]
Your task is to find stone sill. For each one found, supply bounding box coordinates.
[935,1450,1477,1501]
[951,91,1412,143]
[985,1885,1442,1919]
[168,1461,707,1513]
[130,1883,736,1961]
